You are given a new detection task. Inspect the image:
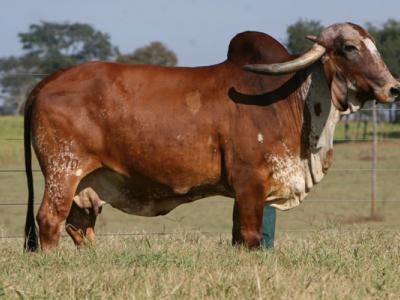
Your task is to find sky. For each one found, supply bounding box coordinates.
[0,0,399,66]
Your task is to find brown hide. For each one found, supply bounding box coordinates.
[22,31,333,251]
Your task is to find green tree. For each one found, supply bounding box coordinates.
[18,21,117,73]
[0,21,118,114]
[366,19,400,78]
[0,54,42,114]
[366,19,400,122]
[286,19,324,54]
[117,41,178,66]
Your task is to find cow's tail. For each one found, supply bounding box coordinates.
[24,94,38,252]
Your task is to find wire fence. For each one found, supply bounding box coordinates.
[2,229,400,241]
[2,199,400,207]
[0,78,399,240]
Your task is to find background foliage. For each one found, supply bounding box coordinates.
[117,41,178,66]
[0,19,399,115]
[0,21,178,114]
[286,19,324,53]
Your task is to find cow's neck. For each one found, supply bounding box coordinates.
[265,63,341,211]
[301,62,340,184]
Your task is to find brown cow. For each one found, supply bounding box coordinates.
[24,23,399,251]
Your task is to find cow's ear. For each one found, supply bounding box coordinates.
[331,71,348,111]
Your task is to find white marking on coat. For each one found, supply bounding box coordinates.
[300,75,312,100]
[257,133,264,143]
[265,148,309,210]
[363,38,380,57]
[267,153,304,193]
[185,91,202,115]
[42,139,80,208]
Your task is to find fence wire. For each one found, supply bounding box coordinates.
[2,228,400,240]
[1,168,400,173]
[2,137,400,142]
[6,73,49,77]
[1,199,400,206]
[0,87,399,240]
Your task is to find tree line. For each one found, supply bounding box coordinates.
[0,22,178,114]
[0,19,399,116]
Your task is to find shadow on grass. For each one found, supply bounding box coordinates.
[386,131,400,139]
[338,213,384,225]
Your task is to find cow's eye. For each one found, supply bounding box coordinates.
[343,44,358,53]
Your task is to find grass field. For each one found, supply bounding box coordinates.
[1,231,400,299]
[1,116,400,299]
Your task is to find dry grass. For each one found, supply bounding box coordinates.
[1,230,400,299]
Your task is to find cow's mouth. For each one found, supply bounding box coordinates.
[373,83,400,103]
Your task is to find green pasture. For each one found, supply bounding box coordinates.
[0,116,399,299]
[1,230,400,299]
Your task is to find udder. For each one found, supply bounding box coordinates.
[74,168,214,216]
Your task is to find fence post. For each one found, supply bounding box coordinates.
[371,100,377,218]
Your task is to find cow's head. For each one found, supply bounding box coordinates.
[244,23,400,112]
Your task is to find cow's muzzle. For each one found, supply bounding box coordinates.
[374,82,400,103]
[389,85,400,99]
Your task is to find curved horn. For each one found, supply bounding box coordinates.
[243,43,326,75]
[306,35,318,42]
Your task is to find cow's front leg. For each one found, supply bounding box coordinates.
[233,182,265,249]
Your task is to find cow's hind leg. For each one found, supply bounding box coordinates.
[37,161,98,251]
[232,200,244,245]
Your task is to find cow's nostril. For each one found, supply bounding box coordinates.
[390,86,400,97]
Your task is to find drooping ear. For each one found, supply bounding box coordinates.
[330,71,348,111]
[73,192,106,216]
